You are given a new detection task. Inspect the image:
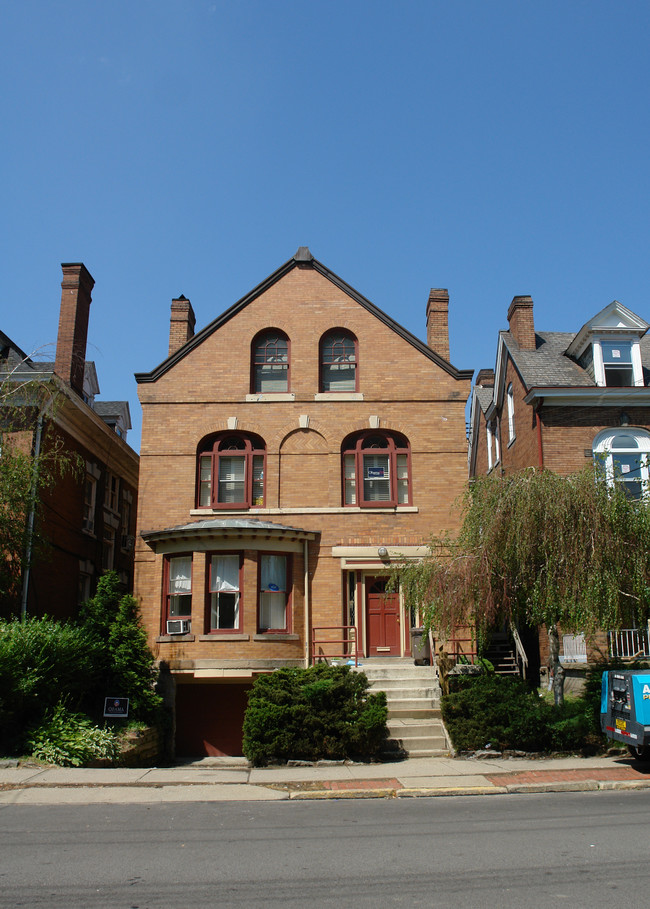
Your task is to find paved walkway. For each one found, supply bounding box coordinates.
[1,752,649,804]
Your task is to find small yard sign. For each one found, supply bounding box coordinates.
[104,697,129,718]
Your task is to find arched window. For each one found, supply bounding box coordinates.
[320,329,357,392]
[251,330,289,393]
[342,431,411,507]
[593,428,650,499]
[197,432,266,509]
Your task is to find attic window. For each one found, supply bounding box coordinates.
[601,341,634,387]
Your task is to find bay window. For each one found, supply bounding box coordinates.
[259,554,290,631]
[166,555,192,618]
[593,429,650,500]
[208,554,241,631]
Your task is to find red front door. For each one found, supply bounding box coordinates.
[366,576,400,656]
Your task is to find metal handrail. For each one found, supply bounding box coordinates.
[510,623,529,678]
[311,625,359,667]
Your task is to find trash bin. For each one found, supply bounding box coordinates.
[410,627,430,666]
[601,669,650,760]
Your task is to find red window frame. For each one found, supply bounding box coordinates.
[341,431,411,508]
[257,552,292,633]
[205,551,243,633]
[196,432,266,510]
[251,329,290,393]
[163,553,193,630]
[319,329,358,392]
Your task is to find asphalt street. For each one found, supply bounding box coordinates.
[1,789,649,908]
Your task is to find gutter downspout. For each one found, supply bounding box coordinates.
[21,408,45,620]
[535,399,544,469]
[304,539,310,667]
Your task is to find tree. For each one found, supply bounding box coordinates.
[79,571,162,721]
[394,467,650,704]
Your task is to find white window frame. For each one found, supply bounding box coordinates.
[593,428,650,498]
[507,383,515,443]
[592,336,644,388]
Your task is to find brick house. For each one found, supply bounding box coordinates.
[0,263,139,619]
[468,294,650,674]
[134,247,472,756]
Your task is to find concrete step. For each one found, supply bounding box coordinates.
[367,676,436,689]
[388,707,441,720]
[382,687,438,700]
[385,697,440,712]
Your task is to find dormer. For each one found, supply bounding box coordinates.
[83,362,100,406]
[566,301,649,388]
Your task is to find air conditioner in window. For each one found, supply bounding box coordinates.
[166,619,190,635]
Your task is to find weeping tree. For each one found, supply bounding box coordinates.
[394,467,650,704]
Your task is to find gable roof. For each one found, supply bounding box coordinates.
[135,248,473,384]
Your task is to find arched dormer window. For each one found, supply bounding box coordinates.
[320,329,358,392]
[593,428,650,499]
[197,432,266,509]
[342,430,411,507]
[251,330,289,393]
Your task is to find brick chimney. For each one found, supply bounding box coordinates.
[475,368,495,387]
[507,295,536,350]
[55,263,95,396]
[426,288,450,361]
[169,295,196,357]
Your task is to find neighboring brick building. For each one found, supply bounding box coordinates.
[134,247,472,756]
[0,263,139,619]
[468,295,650,671]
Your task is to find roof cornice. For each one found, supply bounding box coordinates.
[524,386,650,407]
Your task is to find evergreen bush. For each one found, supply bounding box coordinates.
[442,672,597,753]
[242,664,387,766]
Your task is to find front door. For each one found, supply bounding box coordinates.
[366,576,400,656]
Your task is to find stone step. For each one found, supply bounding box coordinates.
[368,677,437,690]
[385,697,440,712]
[390,734,448,752]
[382,688,438,701]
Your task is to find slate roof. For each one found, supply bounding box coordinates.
[503,331,650,390]
[473,385,494,414]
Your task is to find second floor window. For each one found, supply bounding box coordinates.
[197,433,266,509]
[166,555,192,618]
[208,554,241,631]
[320,329,357,392]
[342,431,411,507]
[252,330,289,393]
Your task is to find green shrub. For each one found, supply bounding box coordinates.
[26,703,119,766]
[442,673,596,753]
[0,616,105,754]
[242,664,388,766]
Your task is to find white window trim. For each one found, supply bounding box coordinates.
[507,384,515,443]
[592,335,644,388]
[593,428,650,495]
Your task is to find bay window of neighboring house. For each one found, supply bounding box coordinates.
[593,428,650,500]
[251,329,290,393]
[208,553,241,631]
[83,473,97,534]
[258,553,290,632]
[342,431,411,507]
[105,472,119,512]
[166,555,192,620]
[320,329,358,392]
[197,432,265,509]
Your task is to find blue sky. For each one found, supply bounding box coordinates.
[2,1,649,450]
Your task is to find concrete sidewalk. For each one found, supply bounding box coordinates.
[1,752,650,804]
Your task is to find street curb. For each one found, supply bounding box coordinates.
[289,788,396,800]
[397,786,507,798]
